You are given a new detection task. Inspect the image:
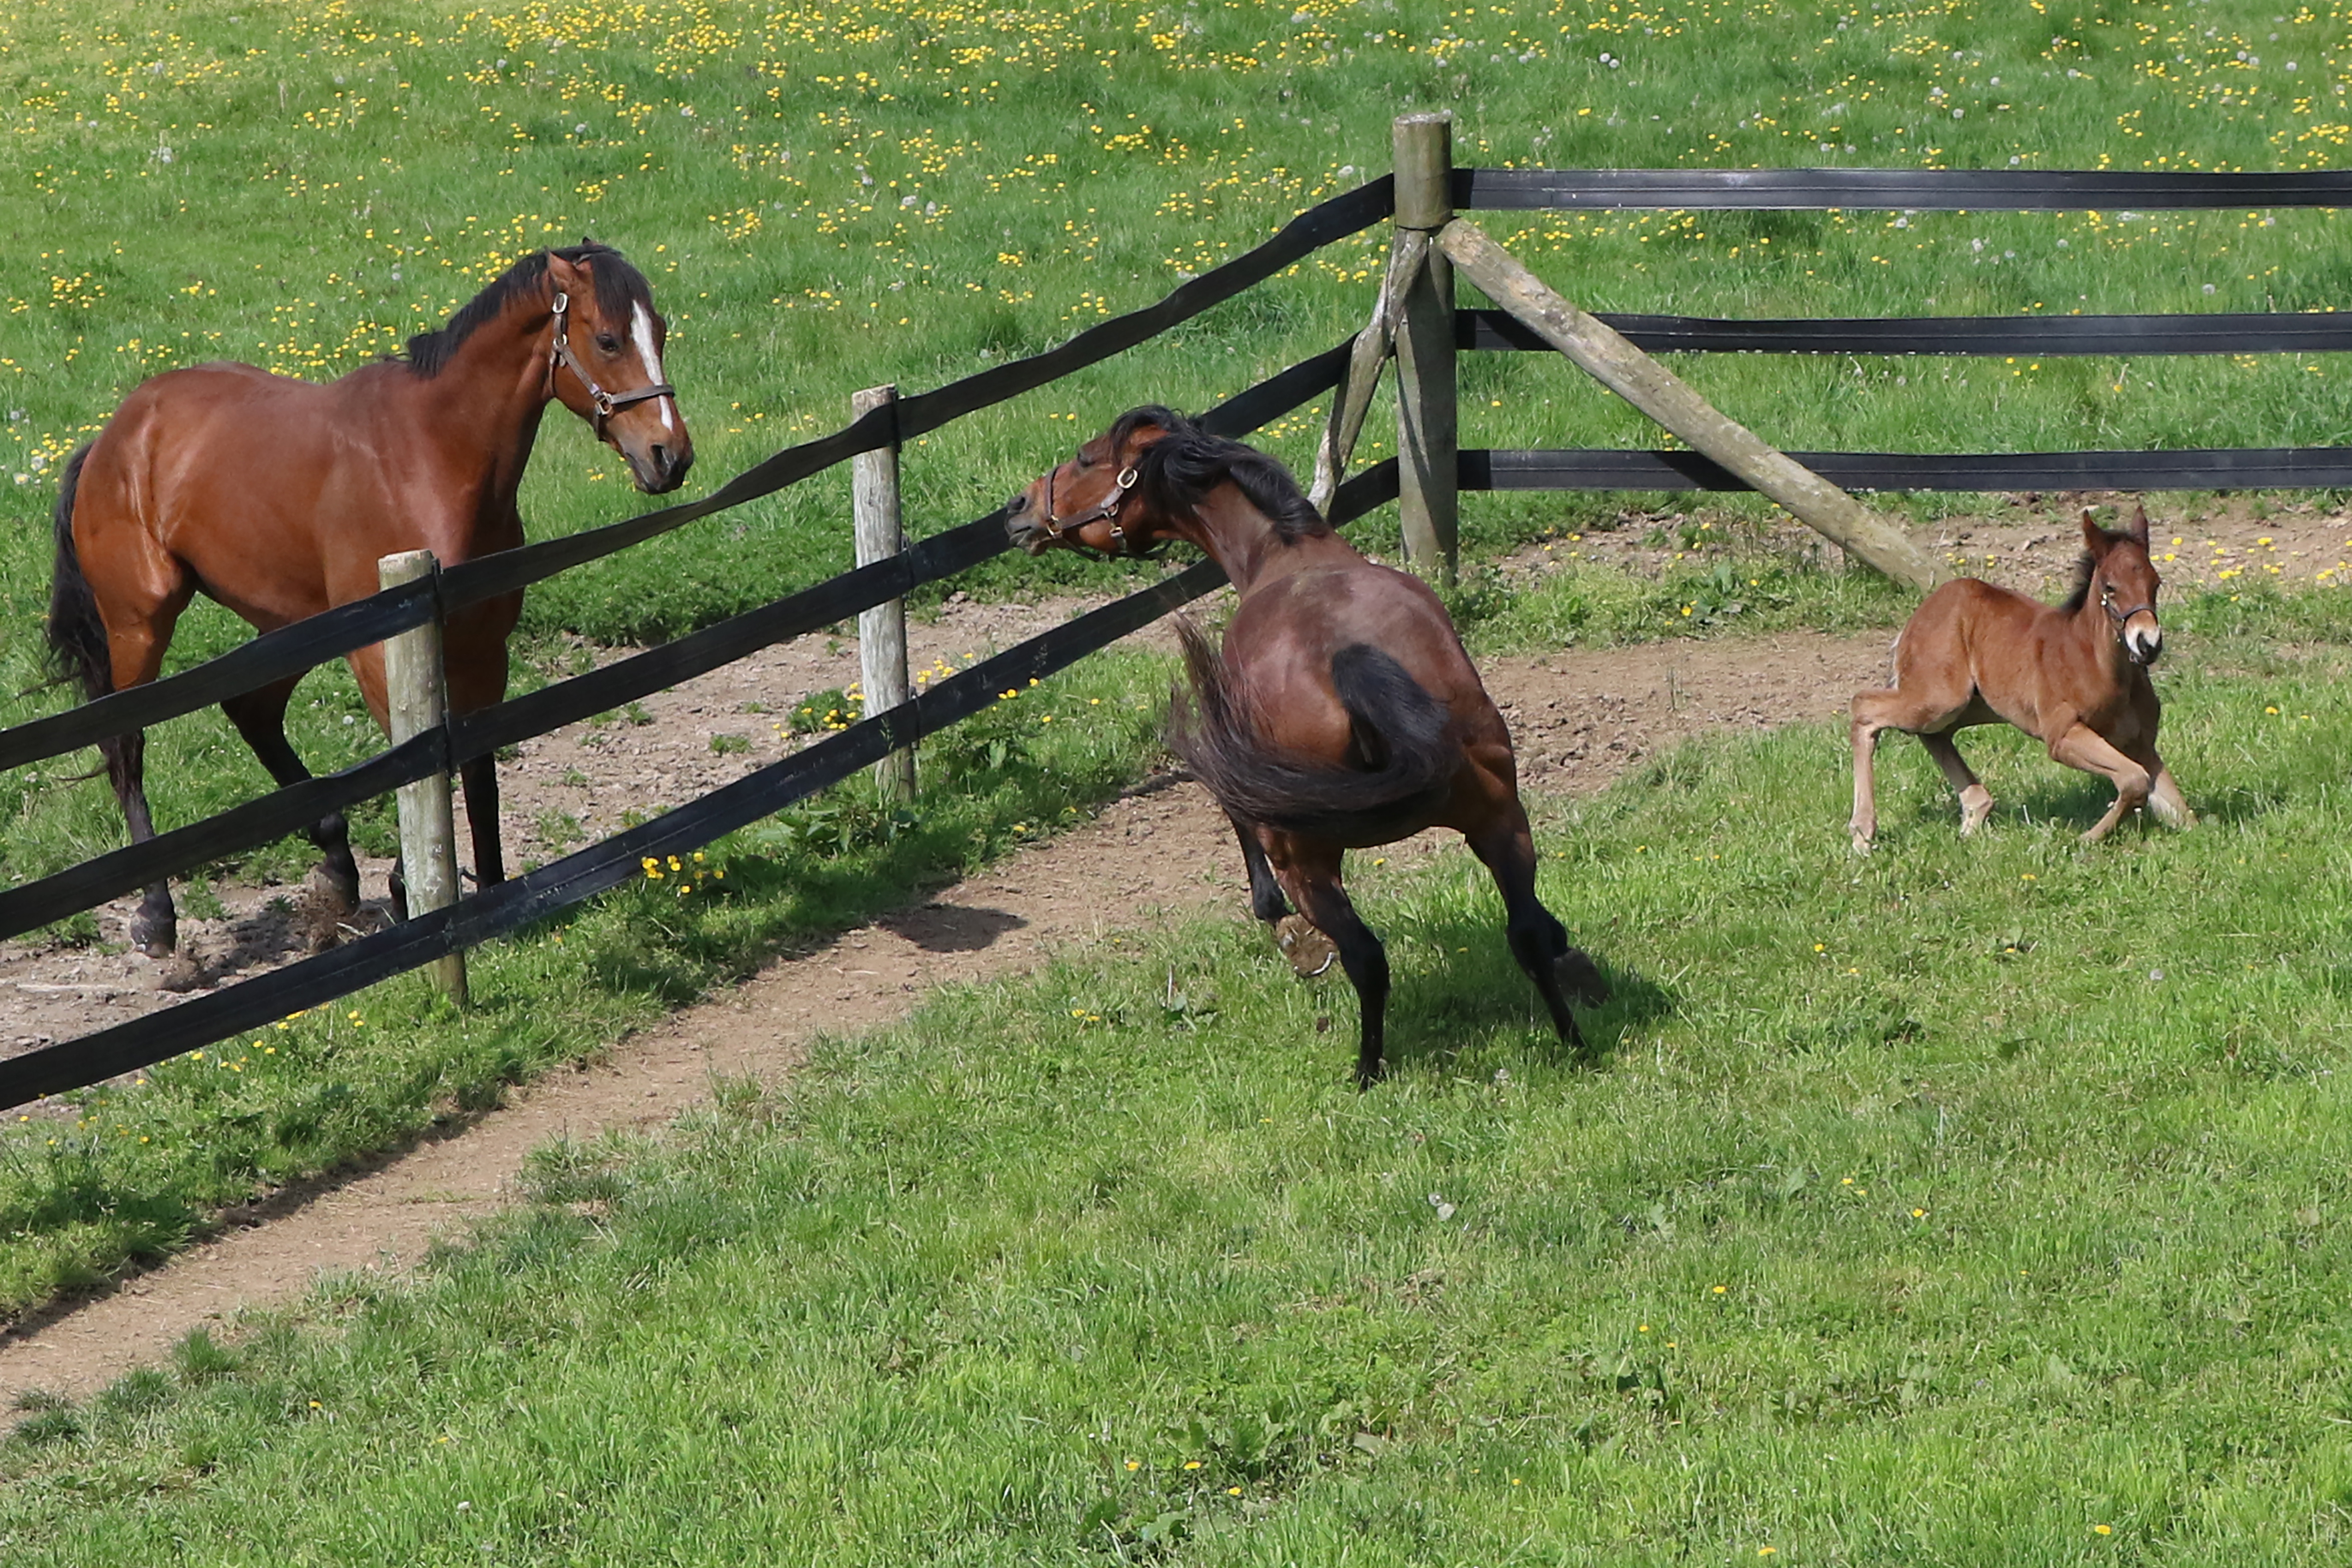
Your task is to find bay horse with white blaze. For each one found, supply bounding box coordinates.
[1850,503,2192,849]
[47,240,692,967]
[1009,407,1609,1086]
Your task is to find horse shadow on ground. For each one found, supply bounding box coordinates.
[1353,910,1674,1077]
[1944,771,2284,837]
[876,903,1028,953]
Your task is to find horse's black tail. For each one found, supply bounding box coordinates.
[1169,618,1455,846]
[44,444,112,704]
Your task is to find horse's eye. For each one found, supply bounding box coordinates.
[595,334,620,354]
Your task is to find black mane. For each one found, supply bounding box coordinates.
[1117,405,1330,543]
[401,240,651,377]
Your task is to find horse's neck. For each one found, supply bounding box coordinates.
[1186,493,1356,595]
[415,304,557,525]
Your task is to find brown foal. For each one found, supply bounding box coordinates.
[1009,406,1608,1086]
[1850,504,2193,849]
[46,241,692,964]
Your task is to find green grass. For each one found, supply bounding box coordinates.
[7,606,2352,1562]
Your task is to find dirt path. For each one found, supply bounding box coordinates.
[0,624,1893,1404]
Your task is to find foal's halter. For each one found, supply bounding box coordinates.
[548,291,675,435]
[1039,458,1154,556]
[2099,579,2157,629]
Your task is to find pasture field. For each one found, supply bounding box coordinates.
[6,586,2352,1562]
[1,0,2347,647]
[7,0,2350,883]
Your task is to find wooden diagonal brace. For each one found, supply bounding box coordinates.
[1435,216,1946,592]
[1309,229,1429,512]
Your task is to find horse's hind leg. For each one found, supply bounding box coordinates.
[93,597,190,962]
[1231,811,1340,978]
[1919,731,1995,836]
[1467,806,1608,1059]
[2145,758,2195,829]
[1276,844,1391,1087]
[221,675,363,950]
[98,727,178,962]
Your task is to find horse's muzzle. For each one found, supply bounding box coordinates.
[1004,491,1050,554]
[2124,619,2163,666]
[632,443,693,494]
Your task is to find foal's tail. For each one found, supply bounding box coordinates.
[44,443,113,703]
[1169,618,1455,845]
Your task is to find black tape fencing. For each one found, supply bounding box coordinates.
[0,458,1403,1111]
[1458,166,2352,211]
[1462,308,2352,359]
[1463,446,2352,494]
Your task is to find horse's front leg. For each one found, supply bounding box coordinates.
[2048,723,2153,843]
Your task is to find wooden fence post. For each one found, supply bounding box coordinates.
[852,384,916,802]
[377,549,467,1008]
[1391,110,1458,584]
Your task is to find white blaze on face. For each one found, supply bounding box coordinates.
[630,303,676,434]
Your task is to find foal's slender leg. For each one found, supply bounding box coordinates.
[222,675,364,944]
[1919,731,1996,836]
[1847,692,1900,850]
[1277,845,1391,1087]
[1465,804,1608,1058]
[2048,723,2153,843]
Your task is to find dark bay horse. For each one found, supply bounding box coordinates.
[47,240,692,965]
[1009,407,1608,1086]
[1850,504,2192,848]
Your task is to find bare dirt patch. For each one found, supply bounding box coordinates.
[0,623,1893,1404]
[1507,493,2352,600]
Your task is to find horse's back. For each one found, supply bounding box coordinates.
[76,360,415,627]
[1229,560,1490,712]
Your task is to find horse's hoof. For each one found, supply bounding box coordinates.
[1275,915,1337,979]
[1553,948,1612,1008]
[152,956,202,993]
[1849,831,1875,854]
[132,923,176,960]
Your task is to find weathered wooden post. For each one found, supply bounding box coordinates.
[1391,110,1458,584]
[378,549,467,1008]
[852,383,916,802]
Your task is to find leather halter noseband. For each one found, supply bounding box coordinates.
[2099,580,2156,628]
[1039,459,1147,555]
[548,291,675,435]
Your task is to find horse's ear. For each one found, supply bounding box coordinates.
[2127,500,2151,546]
[546,251,584,295]
[2079,508,2112,556]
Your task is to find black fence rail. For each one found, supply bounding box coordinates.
[1450,162,2352,503]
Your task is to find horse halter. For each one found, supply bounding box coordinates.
[1039,457,1151,556]
[547,291,675,435]
[2099,579,2157,630]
